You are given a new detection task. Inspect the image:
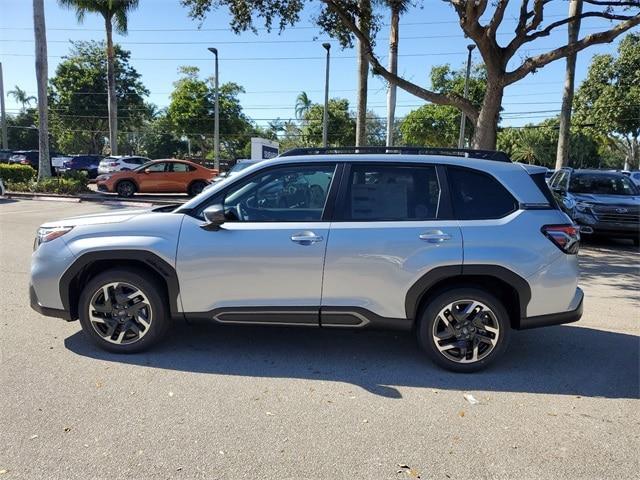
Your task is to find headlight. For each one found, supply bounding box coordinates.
[34,226,73,250]
[575,202,593,212]
[97,175,111,181]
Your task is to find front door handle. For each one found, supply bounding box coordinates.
[419,231,451,243]
[291,231,324,245]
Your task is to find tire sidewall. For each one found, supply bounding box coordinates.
[78,268,169,353]
[189,180,206,196]
[116,180,135,197]
[417,288,511,373]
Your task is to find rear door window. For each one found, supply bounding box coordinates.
[340,164,441,221]
[447,166,518,220]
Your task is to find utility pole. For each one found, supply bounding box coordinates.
[208,47,220,171]
[458,44,475,149]
[33,0,51,179]
[0,62,7,150]
[322,43,331,148]
[555,0,583,170]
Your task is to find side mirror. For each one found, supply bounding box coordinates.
[201,204,226,231]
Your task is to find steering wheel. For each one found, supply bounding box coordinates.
[235,202,249,221]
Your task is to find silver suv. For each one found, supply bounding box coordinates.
[30,148,583,372]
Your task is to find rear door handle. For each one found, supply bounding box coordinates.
[419,231,451,243]
[291,231,324,245]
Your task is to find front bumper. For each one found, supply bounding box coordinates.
[519,287,583,329]
[97,183,110,192]
[574,211,639,238]
[29,284,72,321]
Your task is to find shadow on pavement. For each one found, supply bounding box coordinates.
[65,322,639,400]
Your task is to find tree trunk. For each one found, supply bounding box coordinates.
[33,0,51,179]
[105,16,118,155]
[355,0,370,147]
[472,79,504,150]
[386,6,399,147]
[555,0,583,170]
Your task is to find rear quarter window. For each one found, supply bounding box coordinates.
[447,166,518,220]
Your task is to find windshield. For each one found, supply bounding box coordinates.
[569,173,639,196]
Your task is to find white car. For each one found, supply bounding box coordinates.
[98,156,149,174]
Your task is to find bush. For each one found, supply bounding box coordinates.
[6,171,90,195]
[0,163,36,183]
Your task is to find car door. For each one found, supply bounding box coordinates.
[137,161,170,192]
[320,162,463,327]
[176,162,340,325]
[166,161,193,192]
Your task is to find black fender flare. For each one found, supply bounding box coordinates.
[59,250,181,319]
[404,264,531,321]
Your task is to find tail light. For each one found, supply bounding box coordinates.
[20,159,30,165]
[541,224,580,254]
[109,162,119,167]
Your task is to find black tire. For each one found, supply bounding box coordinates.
[417,288,511,373]
[188,180,207,197]
[78,268,170,353]
[116,180,136,197]
[633,237,639,248]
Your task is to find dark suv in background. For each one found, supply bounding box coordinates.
[58,155,104,178]
[549,168,640,246]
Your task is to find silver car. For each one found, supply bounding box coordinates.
[30,149,583,372]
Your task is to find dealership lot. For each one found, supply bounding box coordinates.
[1,199,638,479]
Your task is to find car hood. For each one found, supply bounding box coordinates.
[40,207,155,228]
[572,193,640,206]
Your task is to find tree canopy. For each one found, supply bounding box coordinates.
[48,40,150,154]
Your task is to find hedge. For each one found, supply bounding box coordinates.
[5,170,90,195]
[0,164,36,183]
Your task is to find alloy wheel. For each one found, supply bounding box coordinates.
[88,282,153,345]
[431,299,500,364]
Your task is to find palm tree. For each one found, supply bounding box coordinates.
[8,86,37,111]
[385,0,410,147]
[58,0,140,155]
[295,91,312,119]
[33,0,51,179]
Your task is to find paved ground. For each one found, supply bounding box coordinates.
[1,199,638,480]
[87,183,189,203]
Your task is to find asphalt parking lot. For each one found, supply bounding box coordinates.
[1,199,638,480]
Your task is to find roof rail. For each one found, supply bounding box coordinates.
[279,146,512,163]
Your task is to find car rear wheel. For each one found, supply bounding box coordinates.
[188,180,207,197]
[78,268,170,353]
[417,288,511,372]
[116,180,136,197]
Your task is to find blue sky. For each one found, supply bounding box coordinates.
[1,0,637,130]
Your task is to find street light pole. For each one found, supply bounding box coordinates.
[458,44,475,149]
[0,62,7,149]
[322,43,331,148]
[208,47,220,171]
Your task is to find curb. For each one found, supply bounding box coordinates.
[5,191,184,206]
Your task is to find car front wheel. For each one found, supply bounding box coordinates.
[417,288,511,372]
[78,268,170,353]
[116,180,136,197]
[188,180,207,196]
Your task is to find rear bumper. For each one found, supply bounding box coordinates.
[519,287,583,329]
[30,284,72,321]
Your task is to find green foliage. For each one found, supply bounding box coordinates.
[400,64,487,147]
[6,108,40,151]
[166,66,255,159]
[497,119,601,168]
[58,0,140,34]
[574,33,640,167]
[49,40,150,154]
[6,171,89,195]
[0,164,37,183]
[138,115,189,159]
[300,98,356,146]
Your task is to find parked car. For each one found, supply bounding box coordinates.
[0,149,13,163]
[98,156,150,175]
[545,168,555,183]
[548,168,640,246]
[96,159,217,197]
[51,154,72,174]
[57,155,104,179]
[622,170,640,188]
[9,150,40,169]
[30,147,583,372]
[210,159,264,186]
